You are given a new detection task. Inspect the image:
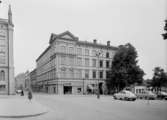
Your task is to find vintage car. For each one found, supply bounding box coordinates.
[113,90,137,101]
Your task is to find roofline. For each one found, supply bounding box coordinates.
[36,46,51,62]
[36,31,118,62]
[77,41,118,50]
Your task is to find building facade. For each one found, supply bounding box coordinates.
[36,31,117,94]
[0,5,15,95]
[15,73,26,90]
[30,69,37,91]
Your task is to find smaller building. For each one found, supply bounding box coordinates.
[25,71,30,90]
[15,73,26,90]
[29,69,37,92]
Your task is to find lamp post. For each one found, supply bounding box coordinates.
[96,50,103,99]
[83,78,85,95]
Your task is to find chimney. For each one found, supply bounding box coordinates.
[107,41,110,46]
[93,39,97,44]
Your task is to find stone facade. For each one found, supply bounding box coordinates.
[30,69,37,91]
[0,5,15,95]
[36,31,117,94]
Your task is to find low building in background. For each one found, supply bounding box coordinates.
[35,31,117,94]
[15,73,26,90]
[25,71,30,90]
[15,71,30,91]
[30,69,37,92]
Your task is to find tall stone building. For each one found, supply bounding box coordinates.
[0,5,15,95]
[36,31,117,94]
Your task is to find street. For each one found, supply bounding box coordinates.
[2,93,166,120]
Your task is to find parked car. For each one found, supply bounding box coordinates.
[157,91,167,100]
[136,91,157,100]
[113,90,137,101]
[16,89,22,94]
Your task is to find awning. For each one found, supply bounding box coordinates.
[87,84,94,90]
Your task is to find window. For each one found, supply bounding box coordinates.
[77,88,81,93]
[99,71,103,79]
[93,70,96,78]
[78,69,82,78]
[77,57,82,66]
[69,57,74,65]
[99,60,103,67]
[76,69,82,78]
[69,68,74,78]
[106,52,109,58]
[61,46,66,53]
[92,59,96,67]
[85,70,89,78]
[69,47,74,54]
[0,49,5,64]
[0,70,5,81]
[85,49,89,56]
[77,48,82,55]
[106,71,110,79]
[61,68,66,78]
[0,85,5,91]
[61,55,66,65]
[106,61,109,68]
[85,58,89,67]
[92,50,96,56]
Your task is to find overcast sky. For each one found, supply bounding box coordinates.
[0,0,166,79]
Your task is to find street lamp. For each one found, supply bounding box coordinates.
[96,49,103,99]
[83,78,85,95]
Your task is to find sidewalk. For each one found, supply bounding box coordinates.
[0,95,48,118]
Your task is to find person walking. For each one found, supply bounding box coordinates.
[21,89,24,96]
[28,89,33,101]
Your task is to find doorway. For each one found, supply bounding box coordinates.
[99,83,103,94]
[64,86,72,94]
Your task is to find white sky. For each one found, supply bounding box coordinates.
[0,0,166,79]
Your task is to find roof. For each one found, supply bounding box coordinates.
[36,46,51,62]
[0,18,8,24]
[49,30,78,44]
[36,30,118,62]
[77,41,118,50]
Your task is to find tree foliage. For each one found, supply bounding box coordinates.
[151,67,167,90]
[106,43,144,93]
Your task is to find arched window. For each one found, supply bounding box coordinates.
[106,52,109,58]
[0,70,5,81]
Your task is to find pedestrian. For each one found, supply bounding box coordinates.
[21,90,24,96]
[28,89,33,101]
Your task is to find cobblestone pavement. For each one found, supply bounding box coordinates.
[1,93,167,120]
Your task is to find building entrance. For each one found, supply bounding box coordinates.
[99,83,103,94]
[64,86,72,94]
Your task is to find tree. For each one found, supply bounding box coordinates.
[162,20,167,40]
[151,67,167,92]
[106,43,144,93]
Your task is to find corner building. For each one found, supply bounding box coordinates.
[36,31,117,94]
[0,5,15,95]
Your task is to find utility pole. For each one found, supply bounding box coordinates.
[96,49,103,99]
[83,78,85,95]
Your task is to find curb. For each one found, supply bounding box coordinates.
[0,111,48,118]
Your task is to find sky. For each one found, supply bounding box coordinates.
[0,0,166,79]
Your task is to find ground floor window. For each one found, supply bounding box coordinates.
[77,87,81,93]
[0,85,6,91]
[0,70,5,81]
[64,86,72,94]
